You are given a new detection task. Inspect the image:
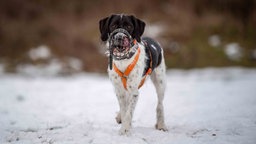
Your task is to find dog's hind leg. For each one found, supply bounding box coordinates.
[150,59,168,131]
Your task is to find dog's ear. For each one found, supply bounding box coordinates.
[130,15,145,42]
[99,15,113,41]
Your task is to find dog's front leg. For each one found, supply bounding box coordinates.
[119,89,139,135]
[115,88,127,124]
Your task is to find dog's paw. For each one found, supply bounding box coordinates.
[119,126,131,136]
[115,112,122,124]
[155,123,168,132]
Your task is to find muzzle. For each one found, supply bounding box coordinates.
[107,28,138,70]
[109,28,133,51]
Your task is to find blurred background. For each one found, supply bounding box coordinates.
[0,0,255,75]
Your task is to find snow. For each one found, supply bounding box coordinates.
[16,58,83,76]
[225,43,243,61]
[16,59,63,76]
[0,67,256,144]
[28,45,51,61]
[66,58,83,72]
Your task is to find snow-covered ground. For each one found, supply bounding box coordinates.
[0,68,256,144]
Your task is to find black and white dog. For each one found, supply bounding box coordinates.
[99,14,167,135]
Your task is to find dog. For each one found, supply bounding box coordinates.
[99,14,167,135]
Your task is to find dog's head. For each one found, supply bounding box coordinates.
[99,14,145,59]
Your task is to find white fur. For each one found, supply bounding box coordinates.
[108,42,167,135]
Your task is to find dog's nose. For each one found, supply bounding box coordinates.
[117,37,122,41]
[113,33,125,45]
[113,37,122,46]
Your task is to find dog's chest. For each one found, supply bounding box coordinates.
[108,45,147,89]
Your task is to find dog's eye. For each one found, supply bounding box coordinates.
[111,25,117,29]
[126,25,132,30]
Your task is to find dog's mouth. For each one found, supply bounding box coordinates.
[109,31,134,60]
[111,34,131,57]
[107,28,138,69]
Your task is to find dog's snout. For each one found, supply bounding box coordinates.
[112,32,129,48]
[114,32,126,39]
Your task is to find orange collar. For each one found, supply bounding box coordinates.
[113,46,152,90]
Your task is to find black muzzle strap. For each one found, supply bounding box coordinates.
[108,28,135,70]
[108,28,132,41]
